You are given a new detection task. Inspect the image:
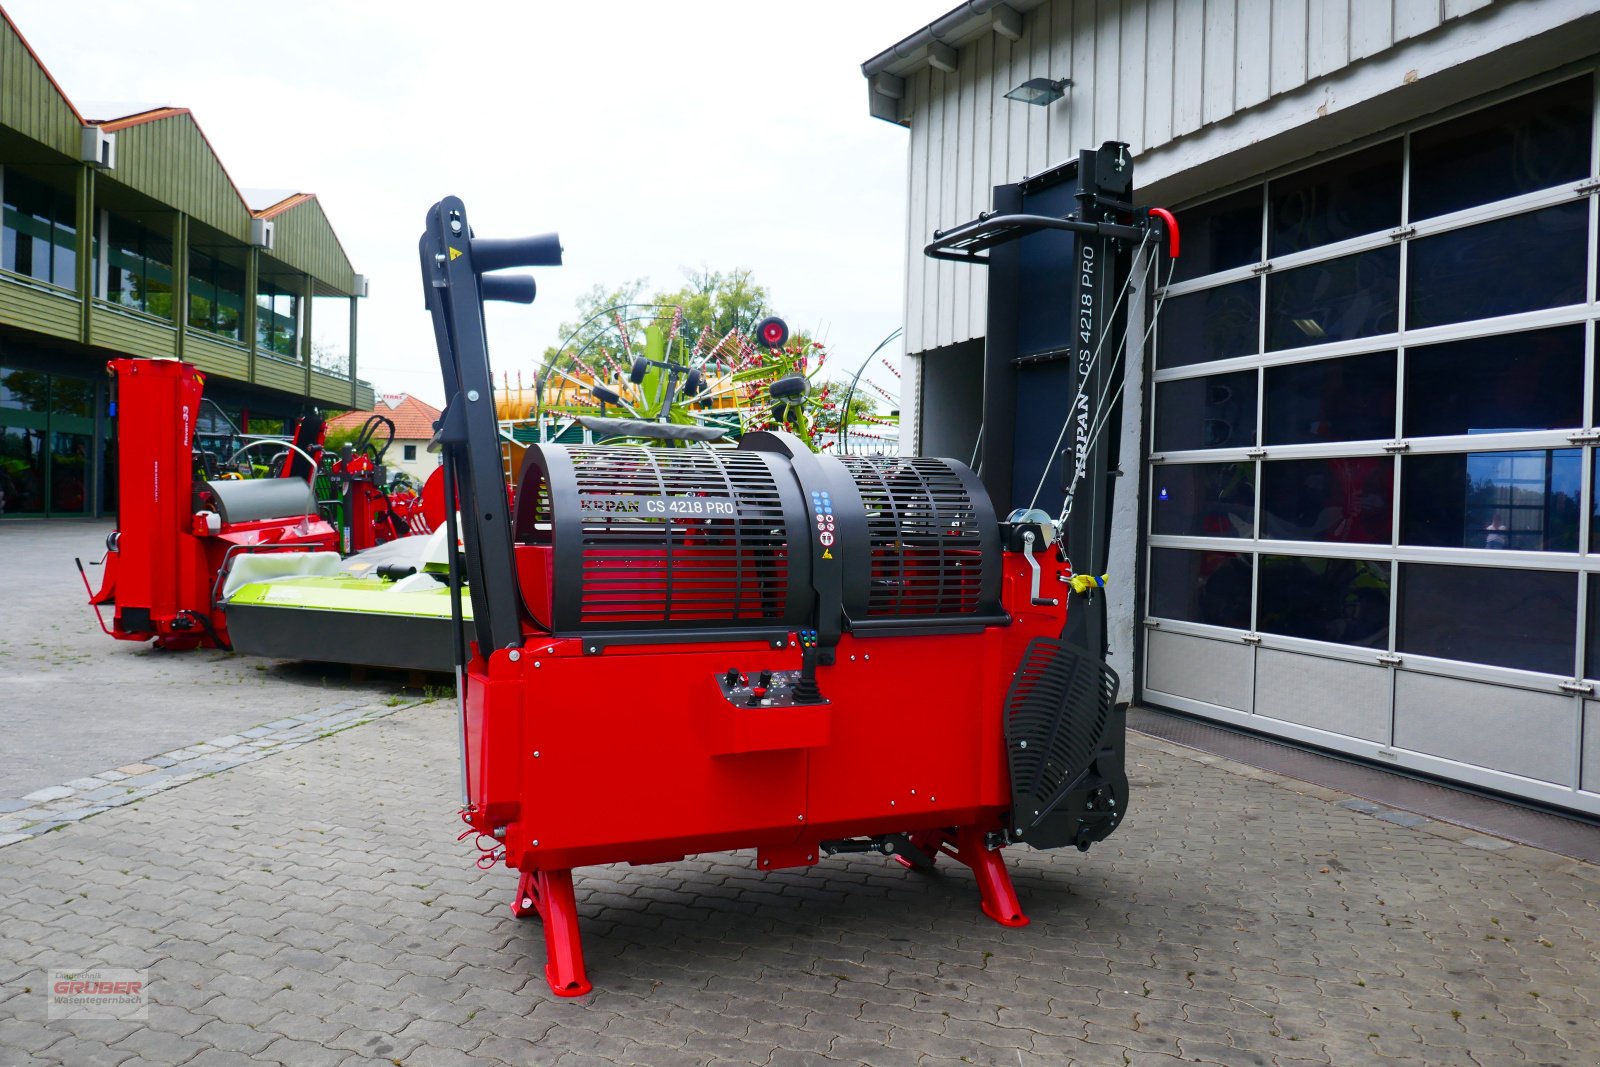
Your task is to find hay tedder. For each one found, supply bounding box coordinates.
[424,149,1174,997]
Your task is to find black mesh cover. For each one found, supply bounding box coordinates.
[836,455,1003,626]
[516,444,810,634]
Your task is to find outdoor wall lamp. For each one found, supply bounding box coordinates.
[1004,77,1071,105]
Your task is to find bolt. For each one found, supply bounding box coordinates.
[931,796,937,802]
[508,649,521,662]
[467,389,480,402]
[521,897,533,908]
[588,646,597,654]
[850,655,856,662]
[864,654,871,661]
[797,814,805,821]
[450,219,463,234]
[533,751,540,758]
[434,253,447,263]
[910,789,916,795]
[806,854,814,862]
[533,661,541,668]
[890,800,896,806]
[1019,740,1028,749]
[492,826,506,840]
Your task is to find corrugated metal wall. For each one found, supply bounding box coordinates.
[900,0,1500,356]
[268,199,357,295]
[0,14,77,156]
[104,116,250,241]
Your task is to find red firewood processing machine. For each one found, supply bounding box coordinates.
[423,142,1174,996]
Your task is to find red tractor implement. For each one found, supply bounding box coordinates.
[419,161,1173,996]
[82,358,338,650]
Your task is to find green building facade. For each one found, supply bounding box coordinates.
[0,7,373,518]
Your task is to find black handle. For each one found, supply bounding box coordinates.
[470,233,562,272]
[481,275,536,304]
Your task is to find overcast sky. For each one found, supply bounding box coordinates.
[7,0,956,408]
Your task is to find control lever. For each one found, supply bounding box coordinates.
[1022,530,1059,607]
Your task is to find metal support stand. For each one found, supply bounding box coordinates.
[510,869,592,997]
[891,824,1030,928]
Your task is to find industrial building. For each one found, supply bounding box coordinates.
[0,7,371,519]
[863,0,1600,813]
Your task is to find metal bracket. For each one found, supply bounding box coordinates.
[1558,679,1594,695]
[1143,618,1161,629]
[1246,447,1267,459]
[1388,225,1417,242]
[1383,440,1411,453]
[1377,652,1402,666]
[1568,429,1600,445]
[1250,262,1273,275]
[1241,632,1263,645]
[1576,178,1600,196]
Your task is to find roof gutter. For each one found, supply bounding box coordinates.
[860,1,1015,125]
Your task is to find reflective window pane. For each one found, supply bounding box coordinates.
[1404,450,1580,552]
[0,424,46,514]
[1257,555,1391,648]
[1410,76,1593,221]
[1260,457,1393,544]
[1403,326,1583,437]
[1156,278,1259,368]
[1269,140,1402,256]
[1406,202,1588,331]
[0,367,50,411]
[1171,187,1263,283]
[1399,563,1575,675]
[1150,462,1256,538]
[1153,370,1257,452]
[1585,576,1600,682]
[1264,351,1396,445]
[1149,548,1252,629]
[1266,245,1399,351]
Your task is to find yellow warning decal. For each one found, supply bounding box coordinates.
[822,549,833,559]
[448,247,464,261]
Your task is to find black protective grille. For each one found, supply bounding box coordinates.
[1004,637,1119,831]
[838,455,992,619]
[518,445,805,631]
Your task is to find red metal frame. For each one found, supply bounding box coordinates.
[462,551,1070,995]
[88,359,337,650]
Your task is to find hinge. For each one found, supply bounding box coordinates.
[1576,178,1600,196]
[1376,652,1402,666]
[1143,618,1161,629]
[1250,261,1273,275]
[1382,439,1410,453]
[1388,225,1416,242]
[1558,679,1594,695]
[1148,453,1165,463]
[1241,632,1262,645]
[1568,429,1600,445]
[1246,447,1267,459]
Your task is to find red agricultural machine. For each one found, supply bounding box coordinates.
[81,358,338,650]
[423,149,1174,997]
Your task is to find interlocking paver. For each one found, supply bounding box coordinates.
[2,702,1600,1066]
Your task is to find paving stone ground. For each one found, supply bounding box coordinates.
[2,699,1598,1067]
[0,518,403,797]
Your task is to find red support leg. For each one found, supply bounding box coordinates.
[508,869,592,997]
[950,825,1030,927]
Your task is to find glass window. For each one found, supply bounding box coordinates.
[1405,449,1580,552]
[1266,245,1399,350]
[1153,369,1257,452]
[257,279,301,358]
[1406,202,1588,331]
[1171,187,1263,283]
[1403,326,1583,438]
[1269,140,1403,256]
[1155,278,1259,368]
[1410,76,1593,221]
[1,168,76,289]
[104,214,173,317]
[311,295,351,376]
[188,246,245,340]
[1264,351,1396,445]
[403,444,417,462]
[0,424,46,514]
[1260,457,1393,544]
[1585,576,1600,682]
[1149,547,1252,629]
[0,367,50,411]
[1257,555,1390,648]
[1399,563,1575,675]
[1150,461,1255,538]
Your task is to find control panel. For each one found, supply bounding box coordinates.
[717,666,829,708]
